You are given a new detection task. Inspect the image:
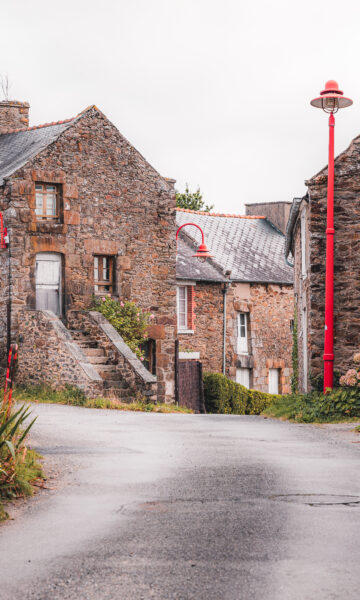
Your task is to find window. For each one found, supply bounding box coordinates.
[177,285,195,331]
[236,368,250,389]
[268,368,280,394]
[35,183,60,221]
[177,286,188,330]
[94,256,113,294]
[237,313,248,354]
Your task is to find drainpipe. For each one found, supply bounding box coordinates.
[222,277,231,375]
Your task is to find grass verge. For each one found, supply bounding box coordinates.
[13,385,193,414]
[262,392,360,424]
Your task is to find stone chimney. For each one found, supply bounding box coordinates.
[245,201,292,235]
[0,100,30,134]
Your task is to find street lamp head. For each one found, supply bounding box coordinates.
[192,242,214,263]
[311,80,353,113]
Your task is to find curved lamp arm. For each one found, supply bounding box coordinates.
[176,222,205,245]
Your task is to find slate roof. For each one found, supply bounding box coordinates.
[0,119,74,185]
[177,234,227,282]
[176,209,293,284]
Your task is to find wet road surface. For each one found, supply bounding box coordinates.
[1,404,360,599]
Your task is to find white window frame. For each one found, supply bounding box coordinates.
[177,286,188,331]
[268,368,280,394]
[236,368,250,389]
[237,313,248,354]
[301,209,307,278]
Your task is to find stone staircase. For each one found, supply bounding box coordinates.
[69,328,133,399]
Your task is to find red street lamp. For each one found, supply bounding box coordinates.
[176,222,213,262]
[310,81,353,392]
[0,212,8,249]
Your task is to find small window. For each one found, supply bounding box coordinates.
[268,368,280,394]
[236,368,251,389]
[177,286,188,330]
[35,183,60,221]
[94,256,113,294]
[290,319,294,333]
[237,313,248,354]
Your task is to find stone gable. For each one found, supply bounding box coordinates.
[0,106,176,402]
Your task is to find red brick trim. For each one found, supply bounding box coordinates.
[176,208,266,219]
[187,285,195,330]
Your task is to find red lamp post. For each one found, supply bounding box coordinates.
[310,81,353,391]
[176,222,213,261]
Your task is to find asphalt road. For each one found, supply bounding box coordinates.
[1,405,360,600]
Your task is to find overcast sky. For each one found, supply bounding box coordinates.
[1,0,360,213]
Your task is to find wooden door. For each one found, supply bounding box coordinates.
[35,253,62,315]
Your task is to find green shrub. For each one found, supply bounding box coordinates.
[91,297,153,360]
[203,373,232,413]
[203,372,275,415]
[246,390,279,415]
[264,386,360,423]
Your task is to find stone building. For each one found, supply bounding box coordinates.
[176,207,294,394]
[286,131,360,392]
[0,100,176,402]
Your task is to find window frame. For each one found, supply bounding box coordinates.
[237,312,248,354]
[177,285,188,331]
[94,255,114,295]
[35,183,60,222]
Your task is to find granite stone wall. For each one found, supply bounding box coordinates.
[0,106,176,402]
[16,308,103,396]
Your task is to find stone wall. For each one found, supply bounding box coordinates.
[0,101,29,133]
[178,281,293,393]
[16,308,103,396]
[0,106,176,402]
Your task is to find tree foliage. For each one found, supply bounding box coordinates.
[175,184,213,212]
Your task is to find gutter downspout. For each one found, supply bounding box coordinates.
[222,278,230,375]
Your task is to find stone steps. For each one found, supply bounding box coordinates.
[87,356,109,365]
[82,347,106,357]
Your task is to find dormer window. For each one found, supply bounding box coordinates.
[35,183,60,221]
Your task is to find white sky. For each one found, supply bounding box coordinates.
[1,0,360,213]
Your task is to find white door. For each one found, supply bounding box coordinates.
[268,368,279,394]
[236,368,250,389]
[36,253,61,315]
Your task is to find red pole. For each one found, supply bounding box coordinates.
[323,113,335,392]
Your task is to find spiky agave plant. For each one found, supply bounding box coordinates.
[0,396,38,503]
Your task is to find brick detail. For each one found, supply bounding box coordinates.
[187,285,195,330]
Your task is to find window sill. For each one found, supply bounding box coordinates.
[34,222,67,234]
[178,329,194,335]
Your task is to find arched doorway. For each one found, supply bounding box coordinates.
[35,253,62,315]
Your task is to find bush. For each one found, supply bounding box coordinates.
[203,372,276,415]
[263,386,360,423]
[91,297,154,360]
[246,389,279,415]
[203,373,232,413]
[0,391,42,520]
